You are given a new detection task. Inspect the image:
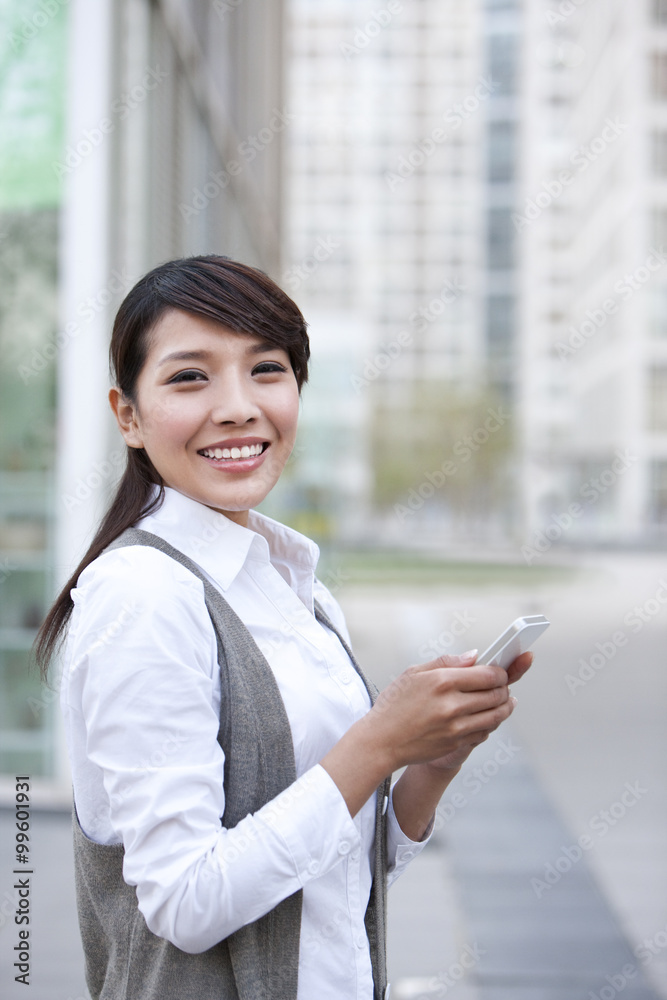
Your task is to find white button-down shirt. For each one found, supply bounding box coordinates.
[60,487,429,999]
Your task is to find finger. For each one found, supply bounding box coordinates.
[451,697,514,740]
[445,682,511,719]
[420,649,479,671]
[506,650,533,684]
[436,663,510,693]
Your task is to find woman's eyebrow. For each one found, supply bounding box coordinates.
[157,349,213,367]
[157,342,281,368]
[247,339,283,355]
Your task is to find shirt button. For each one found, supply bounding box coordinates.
[340,670,352,684]
[355,933,366,950]
[307,860,319,875]
[338,840,351,855]
[402,850,415,860]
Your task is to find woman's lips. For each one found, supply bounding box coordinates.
[198,441,270,471]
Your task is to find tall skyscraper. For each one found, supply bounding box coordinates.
[518,0,666,545]
[285,0,666,547]
[284,0,520,542]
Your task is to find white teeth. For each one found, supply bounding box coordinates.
[201,443,264,460]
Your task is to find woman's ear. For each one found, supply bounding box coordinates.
[109,387,144,449]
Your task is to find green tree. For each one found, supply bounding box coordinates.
[371,379,514,523]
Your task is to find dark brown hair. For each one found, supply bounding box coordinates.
[34,255,309,678]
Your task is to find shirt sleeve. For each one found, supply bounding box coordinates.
[64,549,360,954]
[313,579,433,886]
[385,782,434,889]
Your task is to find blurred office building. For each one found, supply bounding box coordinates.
[519,0,667,545]
[283,0,524,545]
[284,0,667,547]
[0,0,285,791]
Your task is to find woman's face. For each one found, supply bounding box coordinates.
[110,308,300,526]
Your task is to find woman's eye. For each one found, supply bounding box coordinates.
[168,369,206,384]
[253,362,288,375]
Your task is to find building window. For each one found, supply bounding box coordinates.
[652,131,667,175]
[653,0,667,26]
[488,121,516,183]
[651,207,667,248]
[650,52,667,99]
[649,287,667,336]
[487,33,519,97]
[487,208,515,269]
[486,295,515,359]
[649,460,667,524]
[648,366,667,430]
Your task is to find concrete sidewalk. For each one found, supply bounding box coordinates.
[388,726,661,999]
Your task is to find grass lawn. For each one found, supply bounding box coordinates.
[316,548,589,588]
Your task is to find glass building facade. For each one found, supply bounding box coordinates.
[0,2,68,777]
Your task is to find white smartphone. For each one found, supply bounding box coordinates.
[477,615,550,670]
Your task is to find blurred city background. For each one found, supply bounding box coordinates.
[0,0,666,997]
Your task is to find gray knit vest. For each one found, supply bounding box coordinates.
[72,527,390,1000]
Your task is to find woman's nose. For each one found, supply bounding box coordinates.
[209,375,261,425]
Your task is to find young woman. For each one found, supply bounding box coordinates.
[36,255,531,1000]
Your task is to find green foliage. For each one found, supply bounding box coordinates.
[0,209,58,471]
[370,379,514,515]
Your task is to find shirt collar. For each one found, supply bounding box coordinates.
[136,486,320,607]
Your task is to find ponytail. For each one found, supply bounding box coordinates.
[34,449,163,681]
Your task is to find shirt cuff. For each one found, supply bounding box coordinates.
[216,763,360,886]
[386,781,434,885]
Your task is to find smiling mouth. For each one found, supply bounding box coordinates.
[198,442,269,461]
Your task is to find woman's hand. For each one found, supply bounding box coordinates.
[366,649,516,773]
[321,648,533,820]
[423,649,533,771]
[389,649,534,839]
